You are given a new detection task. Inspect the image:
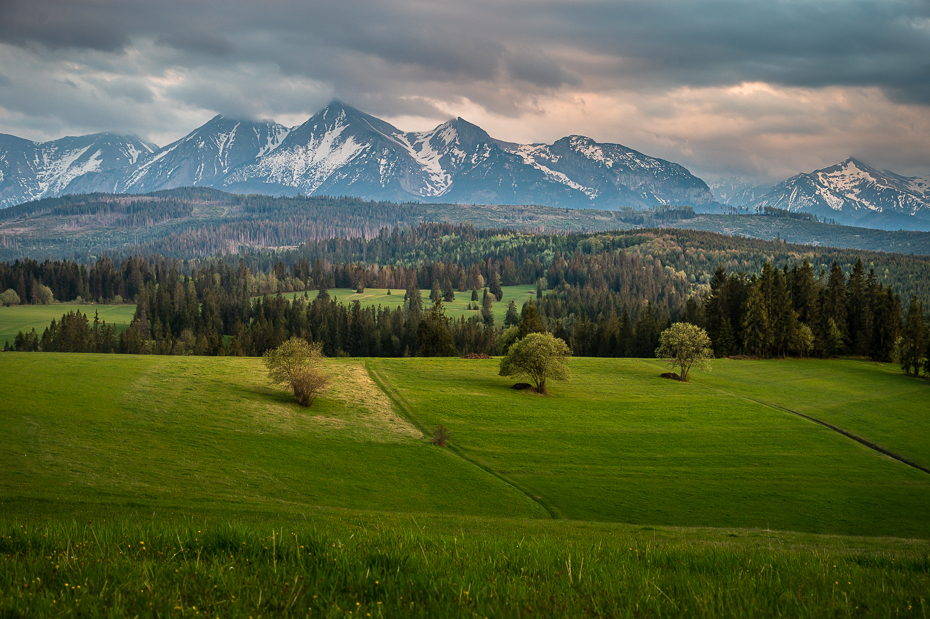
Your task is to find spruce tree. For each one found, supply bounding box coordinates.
[742,284,772,357]
[898,296,926,376]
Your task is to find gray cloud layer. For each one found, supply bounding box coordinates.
[1,0,928,181]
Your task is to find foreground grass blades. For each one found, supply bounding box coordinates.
[2,512,928,618]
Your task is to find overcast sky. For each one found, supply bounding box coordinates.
[1,0,928,184]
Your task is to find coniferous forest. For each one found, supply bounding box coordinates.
[2,224,929,377]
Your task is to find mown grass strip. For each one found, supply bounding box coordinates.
[366,360,564,520]
[744,397,930,476]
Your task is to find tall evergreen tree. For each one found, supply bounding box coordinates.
[822,261,849,351]
[898,296,926,376]
[742,283,772,357]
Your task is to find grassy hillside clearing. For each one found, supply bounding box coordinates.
[280,284,539,321]
[0,354,545,520]
[370,357,930,539]
[0,304,136,347]
[0,285,536,350]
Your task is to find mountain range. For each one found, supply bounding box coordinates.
[1,101,928,230]
[0,102,716,212]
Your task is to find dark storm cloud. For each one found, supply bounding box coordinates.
[1,0,929,179]
[156,31,236,57]
[3,0,927,104]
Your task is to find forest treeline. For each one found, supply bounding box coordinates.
[3,224,929,375]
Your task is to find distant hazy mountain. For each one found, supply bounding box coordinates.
[0,132,155,208]
[749,158,930,230]
[0,102,715,211]
[709,179,773,207]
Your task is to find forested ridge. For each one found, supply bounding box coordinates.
[3,189,930,262]
[3,223,928,375]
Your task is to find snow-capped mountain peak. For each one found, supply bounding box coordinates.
[748,158,930,228]
[0,132,157,208]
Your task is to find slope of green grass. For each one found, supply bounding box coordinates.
[704,359,930,470]
[0,353,545,520]
[370,357,930,539]
[279,284,539,322]
[0,304,136,347]
[2,353,929,617]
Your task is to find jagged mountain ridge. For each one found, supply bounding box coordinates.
[0,132,156,208]
[116,115,291,194]
[0,102,715,210]
[227,102,716,208]
[748,158,930,229]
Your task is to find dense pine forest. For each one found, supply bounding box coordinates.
[2,224,929,376]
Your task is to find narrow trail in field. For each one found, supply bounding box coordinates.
[365,362,564,520]
[744,397,930,476]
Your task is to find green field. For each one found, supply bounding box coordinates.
[1,353,928,616]
[370,357,930,538]
[0,303,136,347]
[280,284,540,322]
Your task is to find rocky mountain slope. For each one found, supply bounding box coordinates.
[0,133,156,208]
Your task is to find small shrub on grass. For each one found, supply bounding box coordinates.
[432,425,449,447]
[263,338,329,407]
[291,366,329,406]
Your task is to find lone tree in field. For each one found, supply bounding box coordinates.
[263,338,329,406]
[499,332,571,394]
[655,322,713,382]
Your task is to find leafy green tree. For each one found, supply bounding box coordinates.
[499,332,571,394]
[655,322,713,381]
[34,284,54,305]
[262,337,329,406]
[0,289,20,306]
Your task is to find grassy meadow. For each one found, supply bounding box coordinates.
[0,303,136,348]
[1,352,928,616]
[0,285,537,349]
[281,284,540,321]
[371,357,930,538]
